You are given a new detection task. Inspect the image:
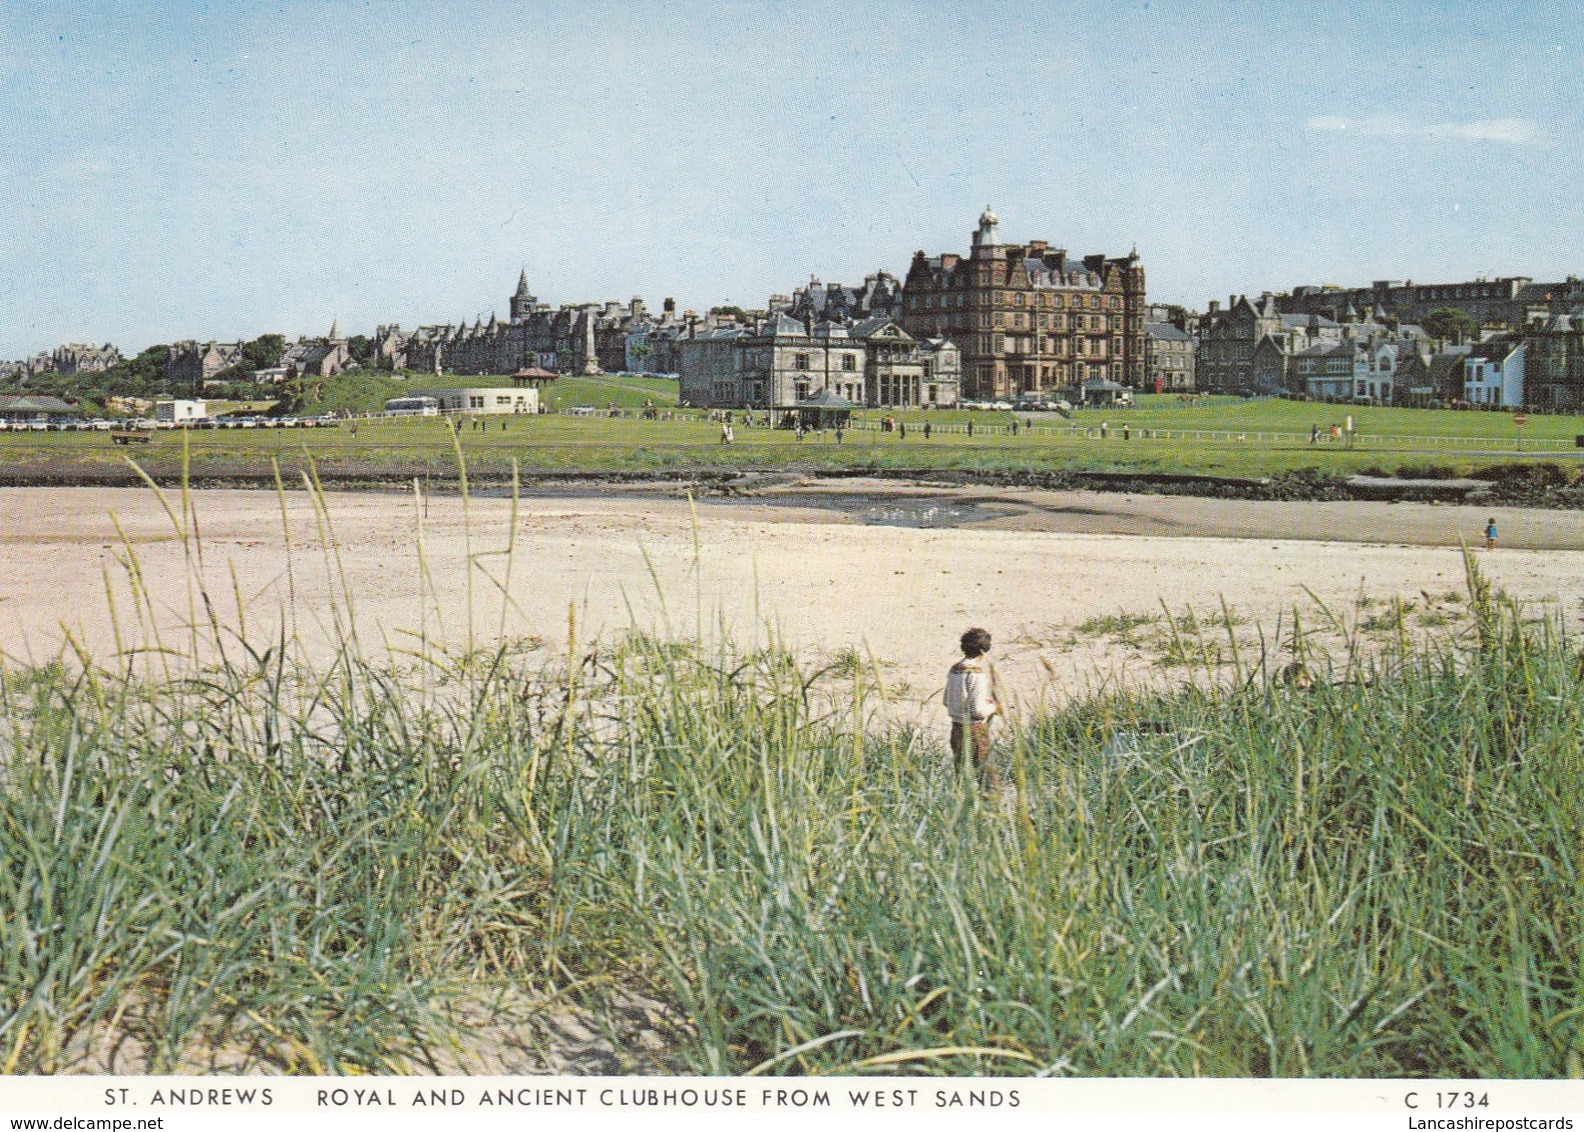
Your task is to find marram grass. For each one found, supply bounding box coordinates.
[0,460,1580,1076]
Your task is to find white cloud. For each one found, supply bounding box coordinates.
[1425,118,1540,144]
[1304,115,1541,145]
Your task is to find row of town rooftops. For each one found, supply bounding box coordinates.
[1289,276,1578,305]
[918,249,1123,291]
[405,298,660,337]
[1205,280,1584,333]
[686,312,946,345]
[12,211,1584,383]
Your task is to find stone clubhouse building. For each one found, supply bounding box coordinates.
[676,314,960,412]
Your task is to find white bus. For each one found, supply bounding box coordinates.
[384,396,440,417]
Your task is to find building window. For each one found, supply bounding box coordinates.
[842,354,856,372]
[795,353,809,370]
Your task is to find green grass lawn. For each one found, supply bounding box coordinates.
[373,370,679,411]
[900,395,1584,443]
[1083,396,1583,443]
[540,372,679,410]
[5,397,1583,481]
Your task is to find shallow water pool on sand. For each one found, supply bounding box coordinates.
[845,501,1001,527]
[699,493,1006,528]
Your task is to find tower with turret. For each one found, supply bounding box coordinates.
[969,206,1002,258]
[901,209,1148,399]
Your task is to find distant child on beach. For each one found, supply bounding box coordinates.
[1485,517,1497,550]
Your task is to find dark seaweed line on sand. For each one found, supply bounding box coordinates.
[1,459,1581,508]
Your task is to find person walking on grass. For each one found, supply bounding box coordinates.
[944,627,1001,790]
[1485,516,1498,550]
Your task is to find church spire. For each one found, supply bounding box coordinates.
[510,269,538,323]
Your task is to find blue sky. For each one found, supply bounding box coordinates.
[2,1,1580,358]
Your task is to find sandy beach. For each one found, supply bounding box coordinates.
[2,482,1580,715]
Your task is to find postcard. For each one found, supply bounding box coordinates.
[2,2,1581,1127]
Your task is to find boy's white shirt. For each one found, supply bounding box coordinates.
[943,658,997,723]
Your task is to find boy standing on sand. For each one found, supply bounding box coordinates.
[1485,516,1497,550]
[944,627,1001,789]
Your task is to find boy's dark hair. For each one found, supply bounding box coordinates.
[960,627,992,657]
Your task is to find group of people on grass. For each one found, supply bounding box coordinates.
[1309,418,1357,447]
